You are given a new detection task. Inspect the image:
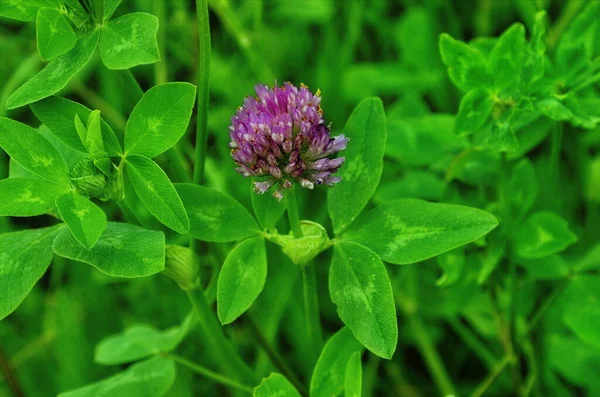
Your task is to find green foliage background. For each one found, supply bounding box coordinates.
[1,0,600,396]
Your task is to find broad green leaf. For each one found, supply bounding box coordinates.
[328,97,386,234]
[310,327,363,397]
[330,241,397,359]
[99,12,160,70]
[455,88,493,136]
[513,212,577,259]
[95,324,182,365]
[439,33,489,91]
[0,117,69,185]
[31,96,123,156]
[254,373,301,397]
[0,0,53,21]
[55,191,107,249]
[562,275,600,348]
[125,155,189,234]
[217,236,267,324]
[58,357,176,397]
[519,255,570,280]
[52,222,165,277]
[509,158,537,223]
[251,180,286,229]
[176,183,260,242]
[268,221,329,266]
[344,352,362,397]
[488,23,526,89]
[36,7,77,60]
[103,0,121,21]
[124,82,196,158]
[523,11,546,86]
[0,178,68,216]
[386,115,468,166]
[7,31,99,109]
[0,225,61,320]
[344,199,498,265]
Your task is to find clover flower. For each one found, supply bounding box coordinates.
[229,82,348,200]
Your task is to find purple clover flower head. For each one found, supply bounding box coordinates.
[229,82,348,200]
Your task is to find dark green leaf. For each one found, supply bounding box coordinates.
[513,212,577,259]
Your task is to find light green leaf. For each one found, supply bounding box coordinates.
[509,158,537,223]
[0,0,54,21]
[488,23,526,89]
[36,7,77,60]
[523,11,546,86]
[0,117,69,185]
[513,212,577,259]
[328,97,386,234]
[310,327,363,397]
[251,180,286,229]
[439,33,489,91]
[0,178,68,217]
[55,191,107,249]
[536,98,574,122]
[217,236,267,324]
[99,12,160,70]
[344,199,498,265]
[330,241,397,359]
[58,357,176,397]
[7,30,99,109]
[268,221,329,266]
[124,82,196,158]
[52,222,165,278]
[176,183,260,242]
[344,352,362,397]
[103,0,121,21]
[125,155,189,234]
[562,275,600,348]
[31,96,123,156]
[455,88,493,136]
[95,324,183,365]
[0,225,62,320]
[253,373,301,397]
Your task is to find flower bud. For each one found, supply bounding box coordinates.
[164,245,200,290]
[70,158,106,198]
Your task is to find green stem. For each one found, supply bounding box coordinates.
[448,318,497,370]
[167,353,253,394]
[526,279,570,334]
[247,316,306,395]
[408,316,456,397]
[285,187,323,362]
[193,0,211,185]
[186,288,257,385]
[154,0,169,85]
[469,355,511,397]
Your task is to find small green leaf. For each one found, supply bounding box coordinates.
[0,225,62,320]
[99,12,160,70]
[7,30,99,109]
[523,11,546,86]
[310,327,363,397]
[52,222,165,278]
[0,178,68,217]
[328,97,386,234]
[103,0,121,21]
[95,324,183,365]
[455,88,493,136]
[58,357,176,397]
[176,183,260,242]
[536,97,574,122]
[519,255,570,280]
[330,241,397,359]
[0,117,70,185]
[36,7,77,60]
[344,352,362,397]
[345,199,498,265]
[488,23,526,89]
[55,191,107,249]
[125,155,189,234]
[439,33,489,91]
[254,373,301,397]
[251,180,286,229]
[269,221,329,266]
[124,82,196,158]
[217,236,267,324]
[509,158,538,223]
[31,96,123,156]
[0,0,53,21]
[513,212,578,259]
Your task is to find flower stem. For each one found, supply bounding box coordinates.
[166,353,253,394]
[285,186,323,364]
[193,0,211,185]
[186,287,257,385]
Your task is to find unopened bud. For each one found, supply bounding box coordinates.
[164,245,200,290]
